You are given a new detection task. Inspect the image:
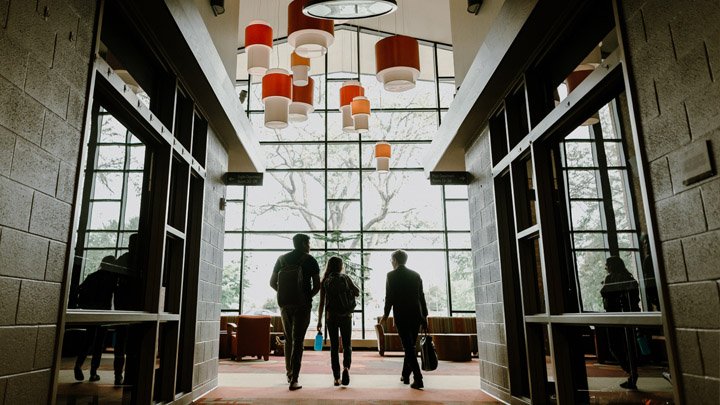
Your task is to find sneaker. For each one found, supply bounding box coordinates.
[289,381,302,391]
[410,379,424,390]
[341,368,350,386]
[334,379,341,386]
[74,367,84,381]
[89,374,100,382]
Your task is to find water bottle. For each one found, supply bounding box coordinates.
[314,332,323,351]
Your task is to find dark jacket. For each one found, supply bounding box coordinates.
[600,271,641,313]
[383,265,429,328]
[270,250,321,307]
[77,270,117,310]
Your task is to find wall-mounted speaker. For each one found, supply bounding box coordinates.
[467,0,482,15]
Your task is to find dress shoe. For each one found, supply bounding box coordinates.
[289,381,302,391]
[410,379,424,390]
[401,375,410,385]
[74,367,84,381]
[89,374,100,382]
[620,376,637,390]
[341,368,350,386]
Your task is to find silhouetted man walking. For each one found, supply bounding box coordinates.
[381,250,429,389]
[270,234,321,390]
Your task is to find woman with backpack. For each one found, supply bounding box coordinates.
[317,256,360,386]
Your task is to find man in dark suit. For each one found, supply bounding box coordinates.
[381,250,429,389]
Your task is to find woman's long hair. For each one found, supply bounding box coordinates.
[321,256,344,285]
[606,256,630,275]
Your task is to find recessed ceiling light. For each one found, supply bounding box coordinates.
[303,0,398,20]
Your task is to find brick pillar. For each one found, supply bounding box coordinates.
[0,0,96,403]
[620,1,720,402]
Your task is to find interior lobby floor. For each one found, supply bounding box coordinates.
[200,351,500,404]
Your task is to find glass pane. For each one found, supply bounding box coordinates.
[222,252,242,309]
[96,145,126,170]
[439,80,455,108]
[446,201,470,231]
[564,142,595,167]
[575,250,608,312]
[327,29,358,78]
[124,173,144,229]
[89,201,121,229]
[225,201,244,232]
[91,172,123,199]
[445,185,468,199]
[241,251,284,315]
[573,233,605,249]
[450,251,474,311]
[224,233,242,250]
[86,232,118,249]
[362,171,443,231]
[570,201,603,231]
[361,142,429,169]
[266,143,325,169]
[327,143,359,168]
[360,73,437,109]
[604,141,623,167]
[250,112,326,142]
[245,171,325,231]
[327,171,360,200]
[97,111,127,143]
[608,170,633,230]
[243,233,297,250]
[327,201,361,231]
[369,111,438,141]
[363,232,444,249]
[448,233,471,249]
[566,169,599,199]
[128,145,145,169]
[437,47,455,77]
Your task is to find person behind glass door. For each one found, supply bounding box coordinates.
[316,256,360,386]
[381,250,429,390]
[113,233,141,386]
[74,255,118,382]
[600,256,641,389]
[270,234,321,391]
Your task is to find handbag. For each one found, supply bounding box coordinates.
[420,332,438,371]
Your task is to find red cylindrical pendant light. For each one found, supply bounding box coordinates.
[351,96,370,133]
[375,141,391,173]
[375,35,420,92]
[290,76,315,122]
[339,80,364,133]
[262,68,292,129]
[288,0,335,59]
[245,20,273,76]
[291,52,311,86]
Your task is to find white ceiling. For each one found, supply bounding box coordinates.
[237,0,453,48]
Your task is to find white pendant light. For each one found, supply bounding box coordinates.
[351,96,370,133]
[245,20,273,76]
[262,68,292,129]
[289,76,315,122]
[375,141,391,173]
[339,80,364,133]
[291,52,311,86]
[288,0,335,59]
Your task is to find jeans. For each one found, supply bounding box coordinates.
[75,326,107,375]
[398,323,422,381]
[281,305,311,382]
[327,314,352,379]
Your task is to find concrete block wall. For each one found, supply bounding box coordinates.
[0,0,95,404]
[192,128,227,399]
[466,128,511,401]
[620,0,720,403]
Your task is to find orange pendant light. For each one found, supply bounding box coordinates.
[288,0,335,59]
[291,52,311,86]
[245,20,273,76]
[339,80,364,133]
[262,68,292,129]
[565,46,601,125]
[351,96,370,133]
[375,35,420,92]
[374,141,391,173]
[290,76,315,122]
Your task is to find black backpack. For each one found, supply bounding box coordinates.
[276,255,308,307]
[324,273,356,316]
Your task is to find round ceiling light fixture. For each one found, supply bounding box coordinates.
[302,0,398,20]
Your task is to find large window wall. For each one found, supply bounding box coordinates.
[223,25,471,338]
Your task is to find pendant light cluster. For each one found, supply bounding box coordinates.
[243,0,419,173]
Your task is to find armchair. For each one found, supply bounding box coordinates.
[374,316,404,356]
[228,315,271,361]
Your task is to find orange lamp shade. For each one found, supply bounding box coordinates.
[262,70,292,101]
[339,81,365,108]
[565,69,593,93]
[288,0,335,58]
[375,142,391,159]
[245,21,273,48]
[351,96,370,116]
[292,76,315,105]
[375,35,420,72]
[291,51,311,67]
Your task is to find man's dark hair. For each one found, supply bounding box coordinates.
[391,250,408,265]
[293,234,310,250]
